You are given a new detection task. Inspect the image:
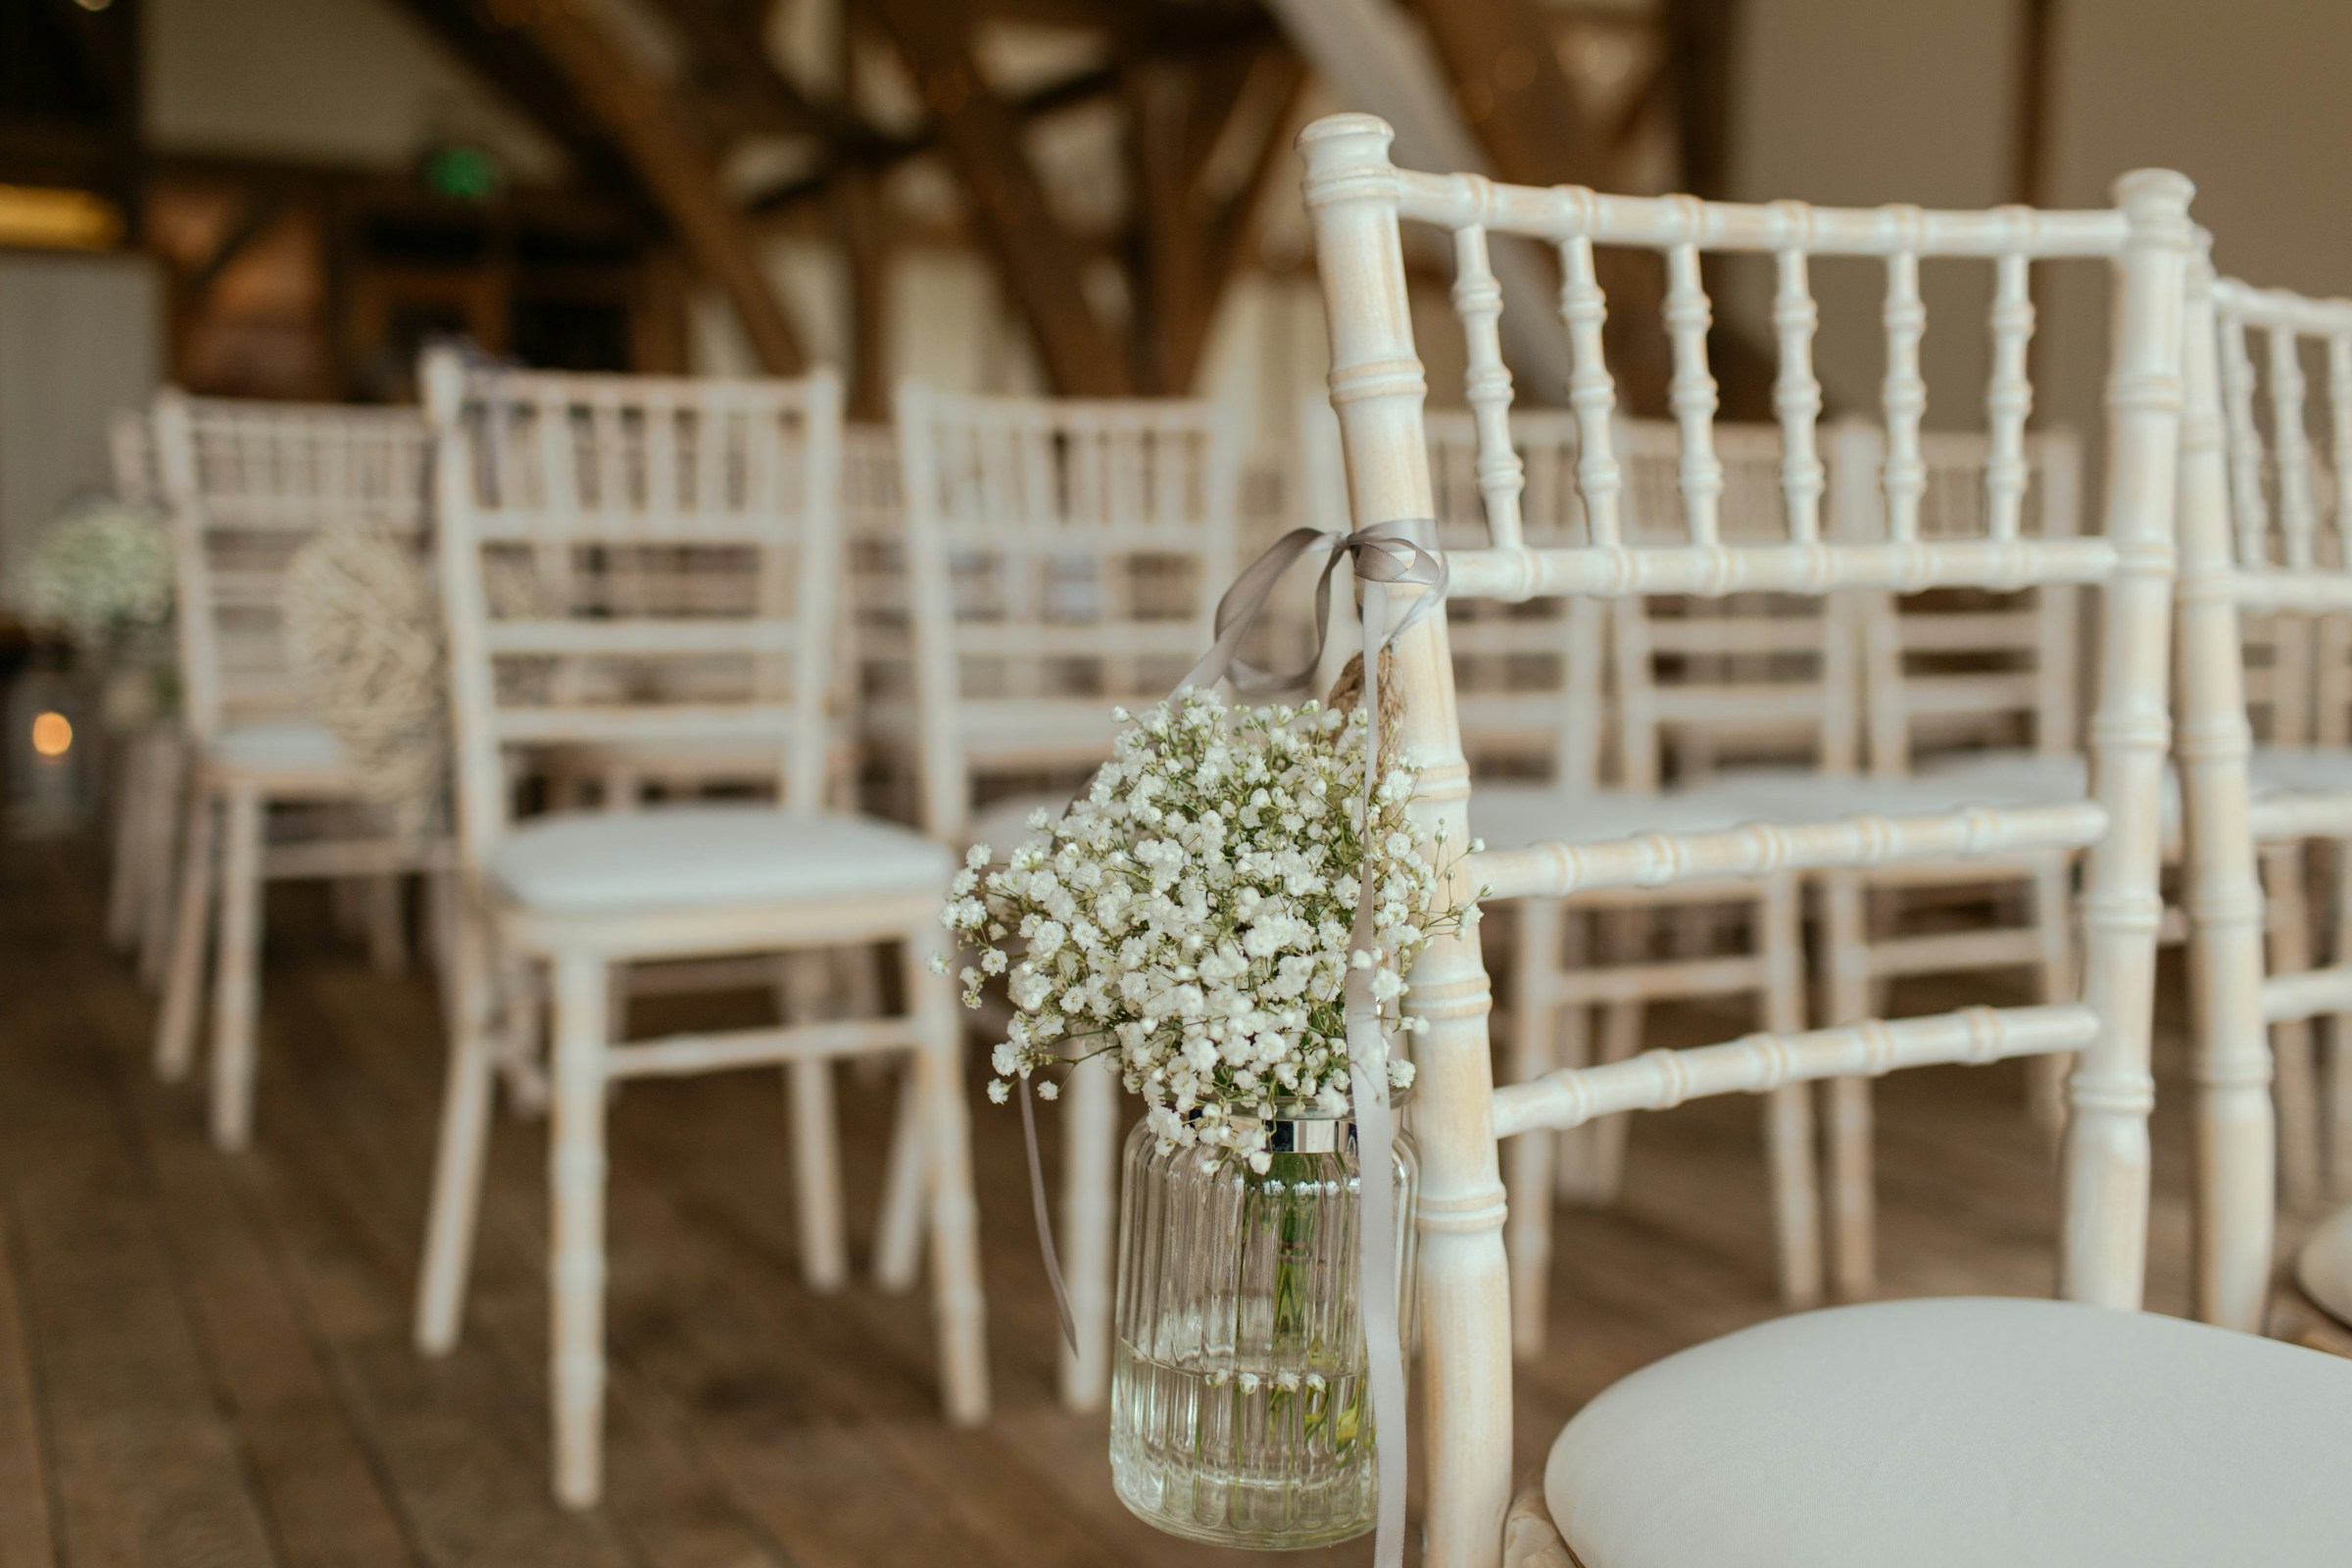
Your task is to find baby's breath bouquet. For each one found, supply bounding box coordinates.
[939,684,1480,1171]
[16,497,172,649]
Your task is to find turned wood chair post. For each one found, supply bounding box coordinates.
[1299,114,1515,1568]
[2055,170,2193,1310]
[2173,236,2279,1334]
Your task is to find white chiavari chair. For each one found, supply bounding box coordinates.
[1300,114,2352,1568]
[893,381,1243,1411]
[2177,258,2352,1337]
[413,354,989,1507]
[150,392,446,1149]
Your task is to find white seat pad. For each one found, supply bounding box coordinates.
[1699,751,2183,849]
[1470,783,1751,851]
[490,804,956,918]
[1546,1297,2352,1568]
[207,716,349,775]
[2294,1204,2352,1333]
[2249,744,2352,796]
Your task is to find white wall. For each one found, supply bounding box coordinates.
[1721,0,2352,461]
[146,0,564,179]
[0,255,163,592]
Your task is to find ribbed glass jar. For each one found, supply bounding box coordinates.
[1107,1104,1418,1549]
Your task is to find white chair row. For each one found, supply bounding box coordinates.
[146,394,450,1150]
[1293,112,2352,1568]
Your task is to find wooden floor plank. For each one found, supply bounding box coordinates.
[0,836,2284,1568]
[0,858,283,1568]
[66,939,420,1568]
[0,1200,57,1568]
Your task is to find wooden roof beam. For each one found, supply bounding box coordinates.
[868,0,1131,396]
[1126,39,1303,393]
[1404,0,1598,184]
[747,8,1274,216]
[514,2,808,374]
[641,0,854,139]
[389,0,645,206]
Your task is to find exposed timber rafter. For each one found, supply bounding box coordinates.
[746,8,1276,217]
[1125,38,1304,392]
[506,0,809,374]
[389,0,646,207]
[868,0,1132,396]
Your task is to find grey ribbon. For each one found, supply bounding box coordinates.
[1021,519,1446,1568]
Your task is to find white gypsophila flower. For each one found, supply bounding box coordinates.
[15,499,172,649]
[939,686,1478,1164]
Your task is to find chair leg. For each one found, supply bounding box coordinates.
[154,781,218,1083]
[1758,875,1823,1308]
[1057,1032,1118,1412]
[105,732,154,952]
[2331,841,2352,1200]
[2027,857,2078,1143]
[1823,870,1877,1297]
[209,783,268,1151]
[424,868,461,1029]
[496,948,550,1117]
[1506,899,1562,1357]
[1580,907,1646,1207]
[1549,909,1595,1200]
[548,950,611,1509]
[137,734,187,989]
[781,951,848,1291]
[364,874,409,977]
[416,898,503,1355]
[2265,841,2323,1208]
[872,1061,927,1291]
[906,944,990,1426]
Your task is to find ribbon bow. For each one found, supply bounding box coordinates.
[1019,518,1446,1568]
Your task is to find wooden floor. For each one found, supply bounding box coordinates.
[0,835,2338,1568]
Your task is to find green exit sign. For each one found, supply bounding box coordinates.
[421,144,502,202]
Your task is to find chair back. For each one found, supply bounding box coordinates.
[896,382,1243,842]
[2171,250,2352,1330]
[2202,275,2352,746]
[421,351,846,866]
[1296,113,2192,1566]
[110,407,161,507]
[151,391,431,741]
[1833,424,2085,772]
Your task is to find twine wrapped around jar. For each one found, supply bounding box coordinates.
[1324,645,1404,768]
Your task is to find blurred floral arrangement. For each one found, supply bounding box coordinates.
[15,496,173,651]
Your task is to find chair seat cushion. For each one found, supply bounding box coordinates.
[2295,1204,2352,1333]
[1469,783,1748,852]
[1696,751,2184,849]
[489,804,956,918]
[2247,744,2352,796]
[206,716,349,776]
[1546,1297,2352,1568]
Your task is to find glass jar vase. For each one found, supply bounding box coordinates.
[1108,1103,1418,1549]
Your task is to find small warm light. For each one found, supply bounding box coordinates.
[74,0,113,11]
[29,711,73,759]
[0,185,122,251]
